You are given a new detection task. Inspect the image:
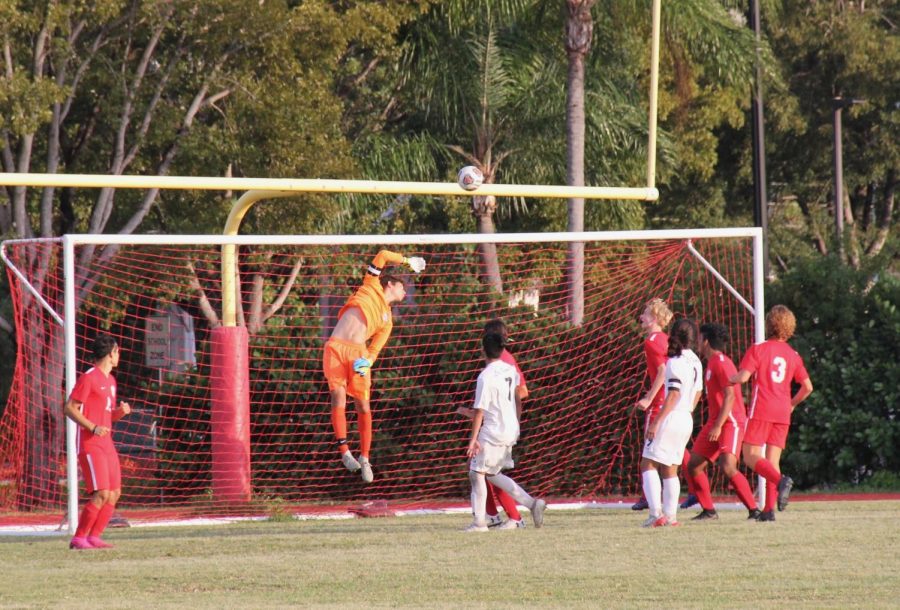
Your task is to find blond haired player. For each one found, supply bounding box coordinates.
[464,333,546,532]
[731,305,813,521]
[323,249,425,483]
[640,318,703,527]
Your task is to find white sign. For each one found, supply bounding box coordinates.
[145,316,170,367]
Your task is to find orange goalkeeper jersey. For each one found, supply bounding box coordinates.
[338,249,404,363]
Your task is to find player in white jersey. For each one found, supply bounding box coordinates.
[464,333,546,532]
[640,318,703,527]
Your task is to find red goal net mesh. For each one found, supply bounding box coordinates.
[1,237,755,522]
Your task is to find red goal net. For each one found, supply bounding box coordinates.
[0,232,758,524]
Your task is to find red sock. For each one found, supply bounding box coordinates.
[682,449,695,494]
[493,487,522,521]
[692,470,715,511]
[752,458,781,483]
[331,406,349,455]
[74,502,101,538]
[89,503,116,538]
[729,472,758,510]
[764,479,778,512]
[485,483,499,517]
[358,410,372,458]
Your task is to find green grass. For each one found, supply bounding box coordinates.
[1,502,898,609]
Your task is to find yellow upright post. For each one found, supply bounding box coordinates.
[647,0,662,190]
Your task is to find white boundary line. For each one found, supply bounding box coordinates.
[0,502,748,536]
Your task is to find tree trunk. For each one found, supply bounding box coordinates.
[866,168,896,257]
[472,195,503,295]
[564,0,595,327]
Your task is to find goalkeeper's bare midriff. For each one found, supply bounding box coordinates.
[331,306,369,344]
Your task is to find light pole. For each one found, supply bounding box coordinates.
[832,96,865,256]
[748,0,768,278]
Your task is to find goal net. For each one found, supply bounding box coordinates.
[1,230,761,525]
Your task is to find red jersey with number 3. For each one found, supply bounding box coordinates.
[739,340,809,424]
[69,367,117,452]
[643,332,668,408]
[704,352,746,425]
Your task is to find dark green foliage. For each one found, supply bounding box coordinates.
[769,256,900,488]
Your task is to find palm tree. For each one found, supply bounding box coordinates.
[564,0,597,326]
[357,0,650,296]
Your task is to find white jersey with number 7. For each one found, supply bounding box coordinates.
[473,360,521,445]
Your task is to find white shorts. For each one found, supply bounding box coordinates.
[642,410,693,466]
[469,442,515,475]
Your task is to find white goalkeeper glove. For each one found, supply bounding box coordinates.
[405,256,426,274]
[353,357,372,377]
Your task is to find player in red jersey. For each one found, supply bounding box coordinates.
[63,334,131,550]
[731,305,813,522]
[324,249,425,483]
[686,323,760,520]
[633,299,695,510]
[457,319,529,529]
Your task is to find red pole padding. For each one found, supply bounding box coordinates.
[210,326,251,503]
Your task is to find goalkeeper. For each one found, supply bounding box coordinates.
[323,249,426,483]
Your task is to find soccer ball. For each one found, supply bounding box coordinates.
[457,165,484,191]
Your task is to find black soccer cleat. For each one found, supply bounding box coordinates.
[757,510,776,522]
[747,508,762,520]
[777,475,794,512]
[631,497,649,511]
[691,509,719,521]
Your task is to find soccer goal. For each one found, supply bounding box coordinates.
[1,228,763,530]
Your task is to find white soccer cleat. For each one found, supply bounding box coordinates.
[531,499,546,528]
[487,514,504,528]
[341,451,361,472]
[642,514,662,528]
[462,522,489,533]
[496,519,525,530]
[359,456,373,483]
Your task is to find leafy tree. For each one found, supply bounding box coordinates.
[768,255,900,486]
[762,0,899,271]
[0,0,423,507]
[357,0,652,297]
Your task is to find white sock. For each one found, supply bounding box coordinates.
[662,476,680,520]
[486,473,534,508]
[642,469,662,517]
[469,471,487,525]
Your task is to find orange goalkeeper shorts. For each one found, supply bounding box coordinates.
[323,338,371,401]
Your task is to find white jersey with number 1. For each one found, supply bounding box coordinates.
[641,348,703,466]
[473,360,521,446]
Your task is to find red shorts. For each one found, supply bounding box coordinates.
[79,443,121,494]
[323,338,371,401]
[692,419,744,462]
[743,418,790,449]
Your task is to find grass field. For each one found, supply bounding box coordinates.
[1,501,898,609]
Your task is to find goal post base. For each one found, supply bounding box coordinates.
[210,326,252,503]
